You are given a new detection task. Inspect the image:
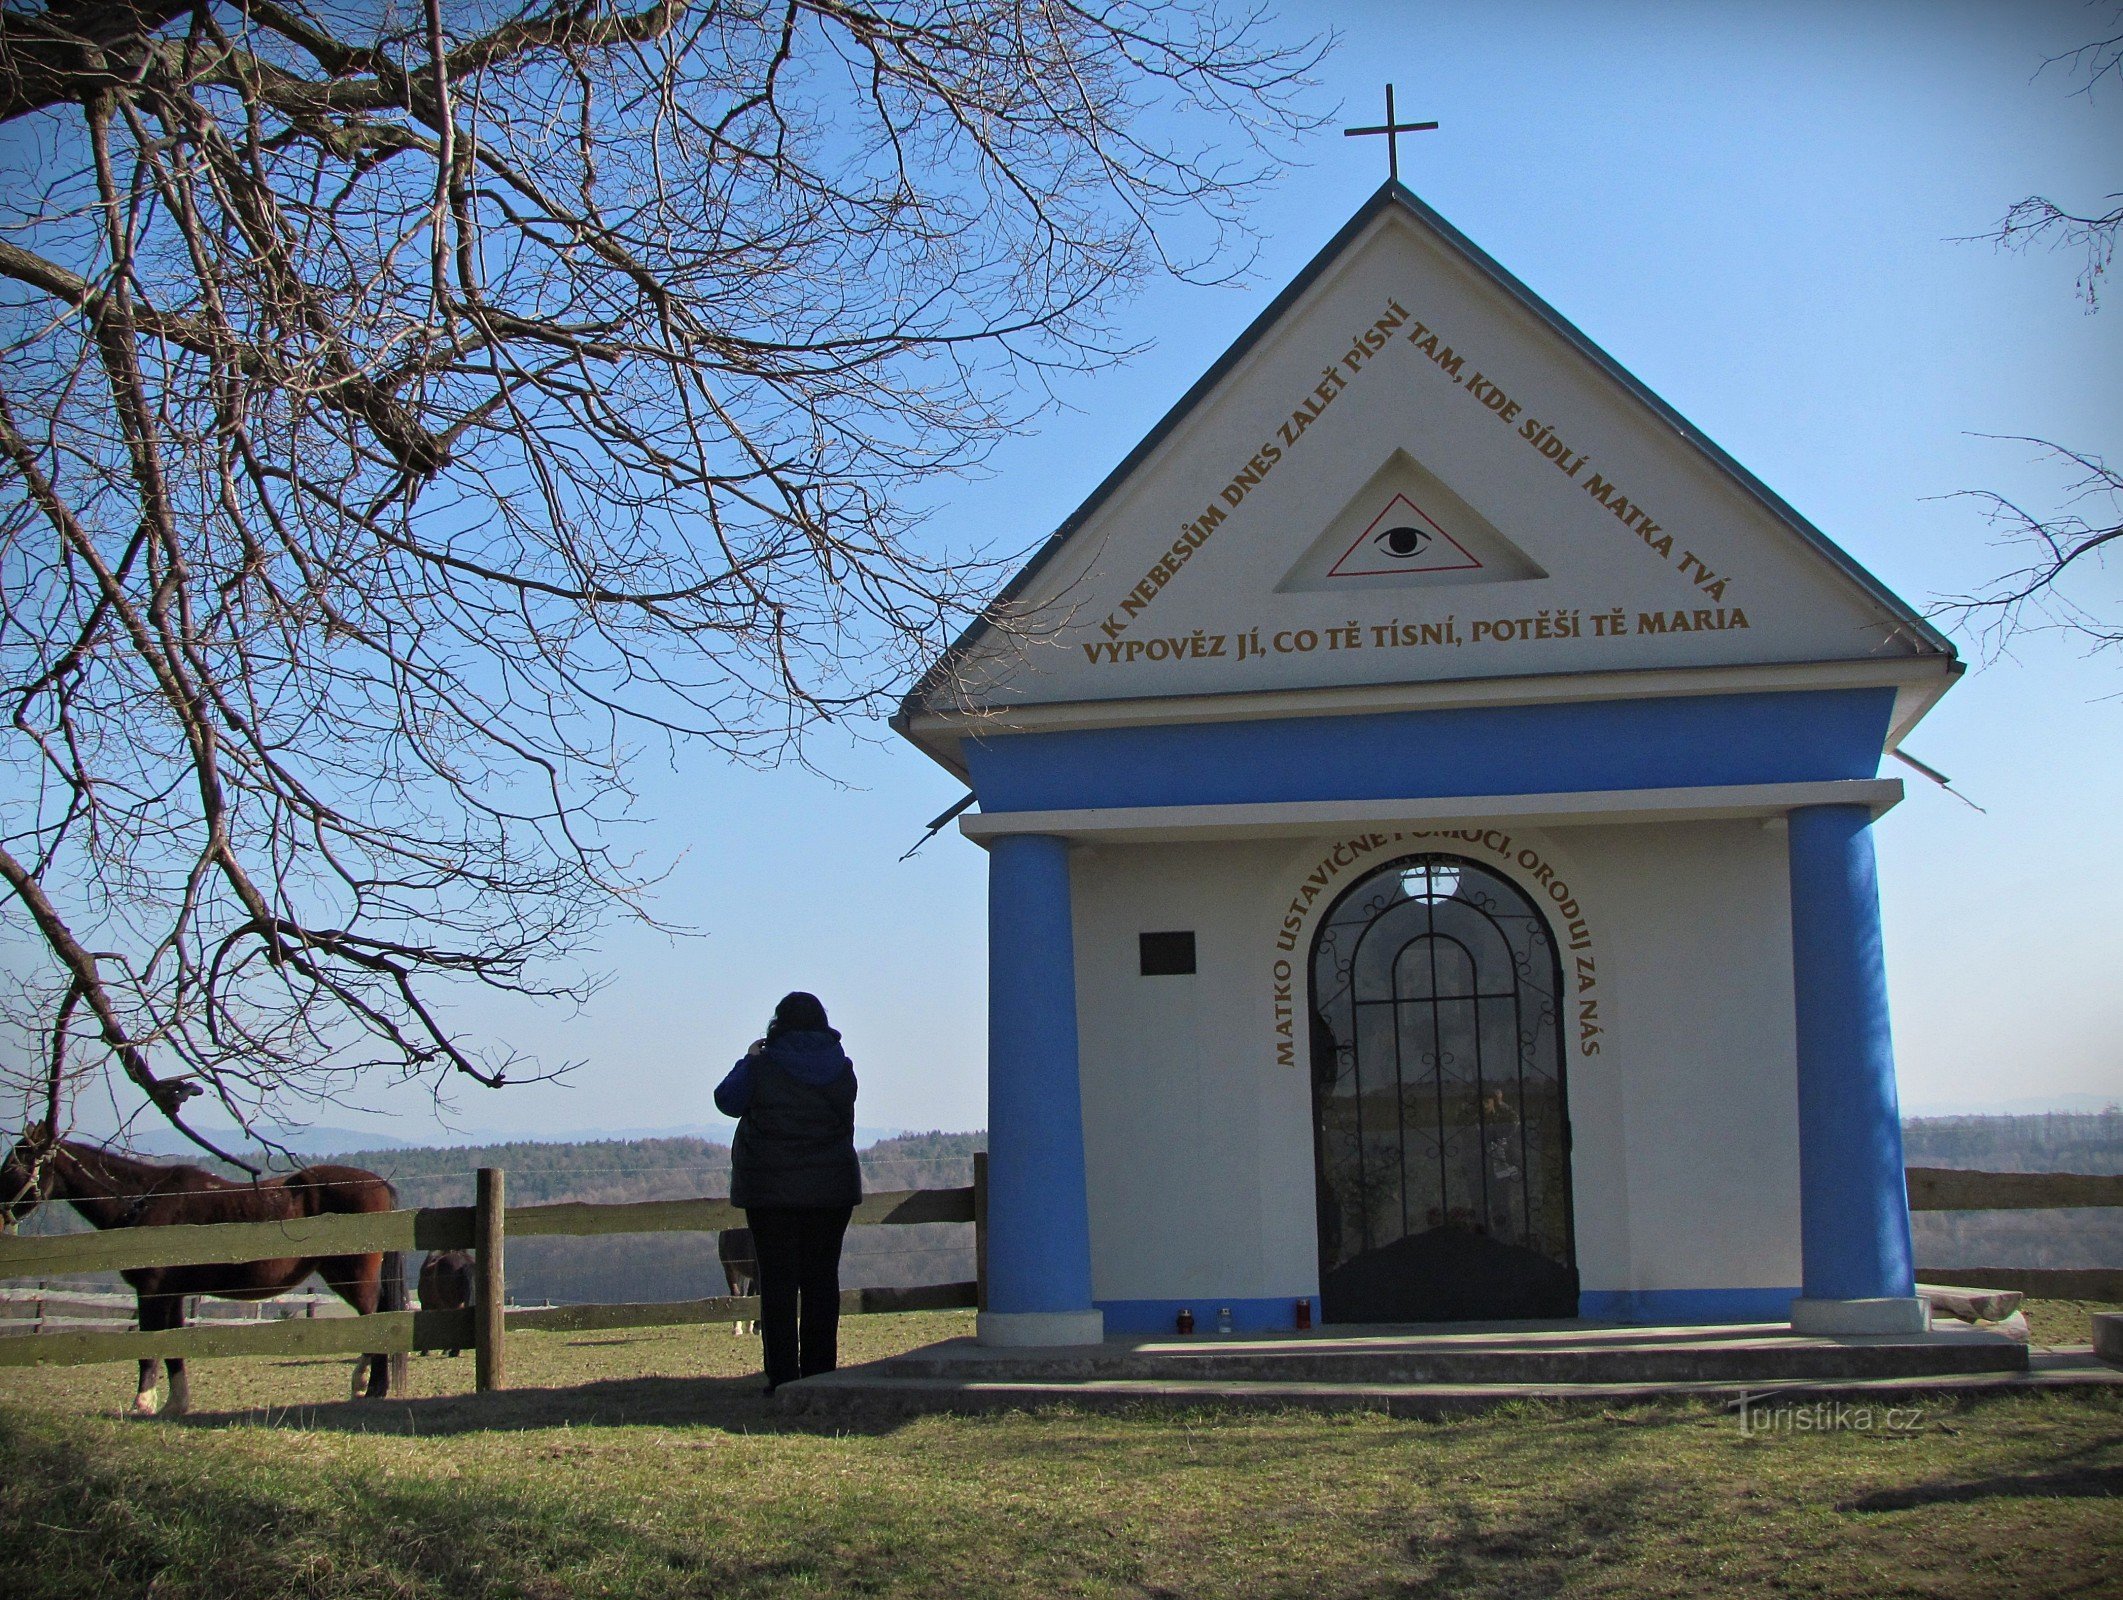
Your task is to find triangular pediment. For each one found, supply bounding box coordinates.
[1279,450,1544,591]
[902,184,1952,743]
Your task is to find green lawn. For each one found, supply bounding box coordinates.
[1,1307,2117,1599]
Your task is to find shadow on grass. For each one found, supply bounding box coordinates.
[0,1407,861,1600]
[177,1370,912,1439]
[174,1378,1751,1448]
[1839,1463,2123,1512]
[1388,1472,1655,1599]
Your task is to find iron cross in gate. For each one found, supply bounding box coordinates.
[1344,85,1438,183]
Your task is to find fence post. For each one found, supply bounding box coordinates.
[475,1166,507,1392]
[389,1276,411,1395]
[973,1150,989,1313]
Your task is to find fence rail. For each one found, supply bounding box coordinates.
[0,1153,989,1390]
[1909,1165,2122,1308]
[1906,1167,2123,1212]
[0,1283,350,1334]
[0,1185,976,1279]
[1910,1267,2123,1302]
[0,1282,983,1370]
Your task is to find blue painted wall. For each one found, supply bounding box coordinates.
[1578,1287,1803,1325]
[963,688,1896,812]
[1102,1289,1804,1330]
[1098,1297,1309,1335]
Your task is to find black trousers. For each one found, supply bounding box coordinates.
[746,1204,853,1387]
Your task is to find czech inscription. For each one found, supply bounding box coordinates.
[1081,294,1754,672]
[1080,606,1749,667]
[1098,298,1414,643]
[1269,830,1604,1068]
[1400,313,1739,604]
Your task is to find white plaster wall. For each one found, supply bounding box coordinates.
[1563,819,1803,1294]
[1071,839,1314,1303]
[1068,817,1803,1305]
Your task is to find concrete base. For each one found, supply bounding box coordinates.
[871,1318,2026,1384]
[1790,1296,1929,1336]
[978,1309,1105,1347]
[780,1319,2065,1421]
[2096,1313,2122,1366]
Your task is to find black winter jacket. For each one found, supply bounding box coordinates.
[717,1030,861,1210]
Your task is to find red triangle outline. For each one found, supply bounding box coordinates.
[1325,492,1484,579]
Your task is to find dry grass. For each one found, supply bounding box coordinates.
[0,1308,2117,1599]
[2018,1296,2118,1349]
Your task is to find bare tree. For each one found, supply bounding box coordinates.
[1985,18,2123,311]
[1937,438,2121,659]
[1938,14,2119,654]
[0,0,1326,1157]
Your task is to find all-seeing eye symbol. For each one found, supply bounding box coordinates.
[1372,524,1433,559]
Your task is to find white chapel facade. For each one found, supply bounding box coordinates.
[894,182,1957,1346]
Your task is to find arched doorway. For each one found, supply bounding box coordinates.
[1308,853,1578,1322]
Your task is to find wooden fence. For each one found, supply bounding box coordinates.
[0,1152,988,1390]
[0,1155,2110,1384]
[1,1283,350,1332]
[1909,1165,2123,1304]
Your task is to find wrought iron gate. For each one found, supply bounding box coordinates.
[1308,853,1577,1322]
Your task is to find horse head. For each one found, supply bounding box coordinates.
[1,1121,60,1228]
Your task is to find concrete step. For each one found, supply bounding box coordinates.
[779,1349,2117,1423]
[860,1321,2031,1388]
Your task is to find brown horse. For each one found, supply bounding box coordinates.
[1,1125,405,1416]
[416,1249,474,1356]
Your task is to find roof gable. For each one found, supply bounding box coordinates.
[900,182,1952,746]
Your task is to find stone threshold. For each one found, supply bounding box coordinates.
[778,1349,2120,1422]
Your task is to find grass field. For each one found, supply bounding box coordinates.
[1,1306,2118,1599]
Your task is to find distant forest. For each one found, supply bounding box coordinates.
[1903,1110,2120,1274]
[1901,1110,2121,1175]
[318,1128,982,1209]
[13,1115,2116,1299]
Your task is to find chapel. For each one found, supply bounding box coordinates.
[893,180,1956,1346]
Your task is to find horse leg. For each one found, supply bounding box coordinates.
[134,1357,162,1417]
[322,1251,398,1400]
[166,1310,191,1418]
[380,1250,408,1397]
[132,1295,176,1417]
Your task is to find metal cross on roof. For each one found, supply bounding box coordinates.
[1343,84,1438,183]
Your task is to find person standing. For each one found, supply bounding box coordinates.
[714,991,861,1393]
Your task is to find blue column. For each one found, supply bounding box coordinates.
[1788,804,1916,1307]
[983,833,1101,1339]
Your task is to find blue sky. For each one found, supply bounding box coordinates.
[113,0,2120,1146]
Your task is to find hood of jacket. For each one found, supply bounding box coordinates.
[761,1027,852,1085]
